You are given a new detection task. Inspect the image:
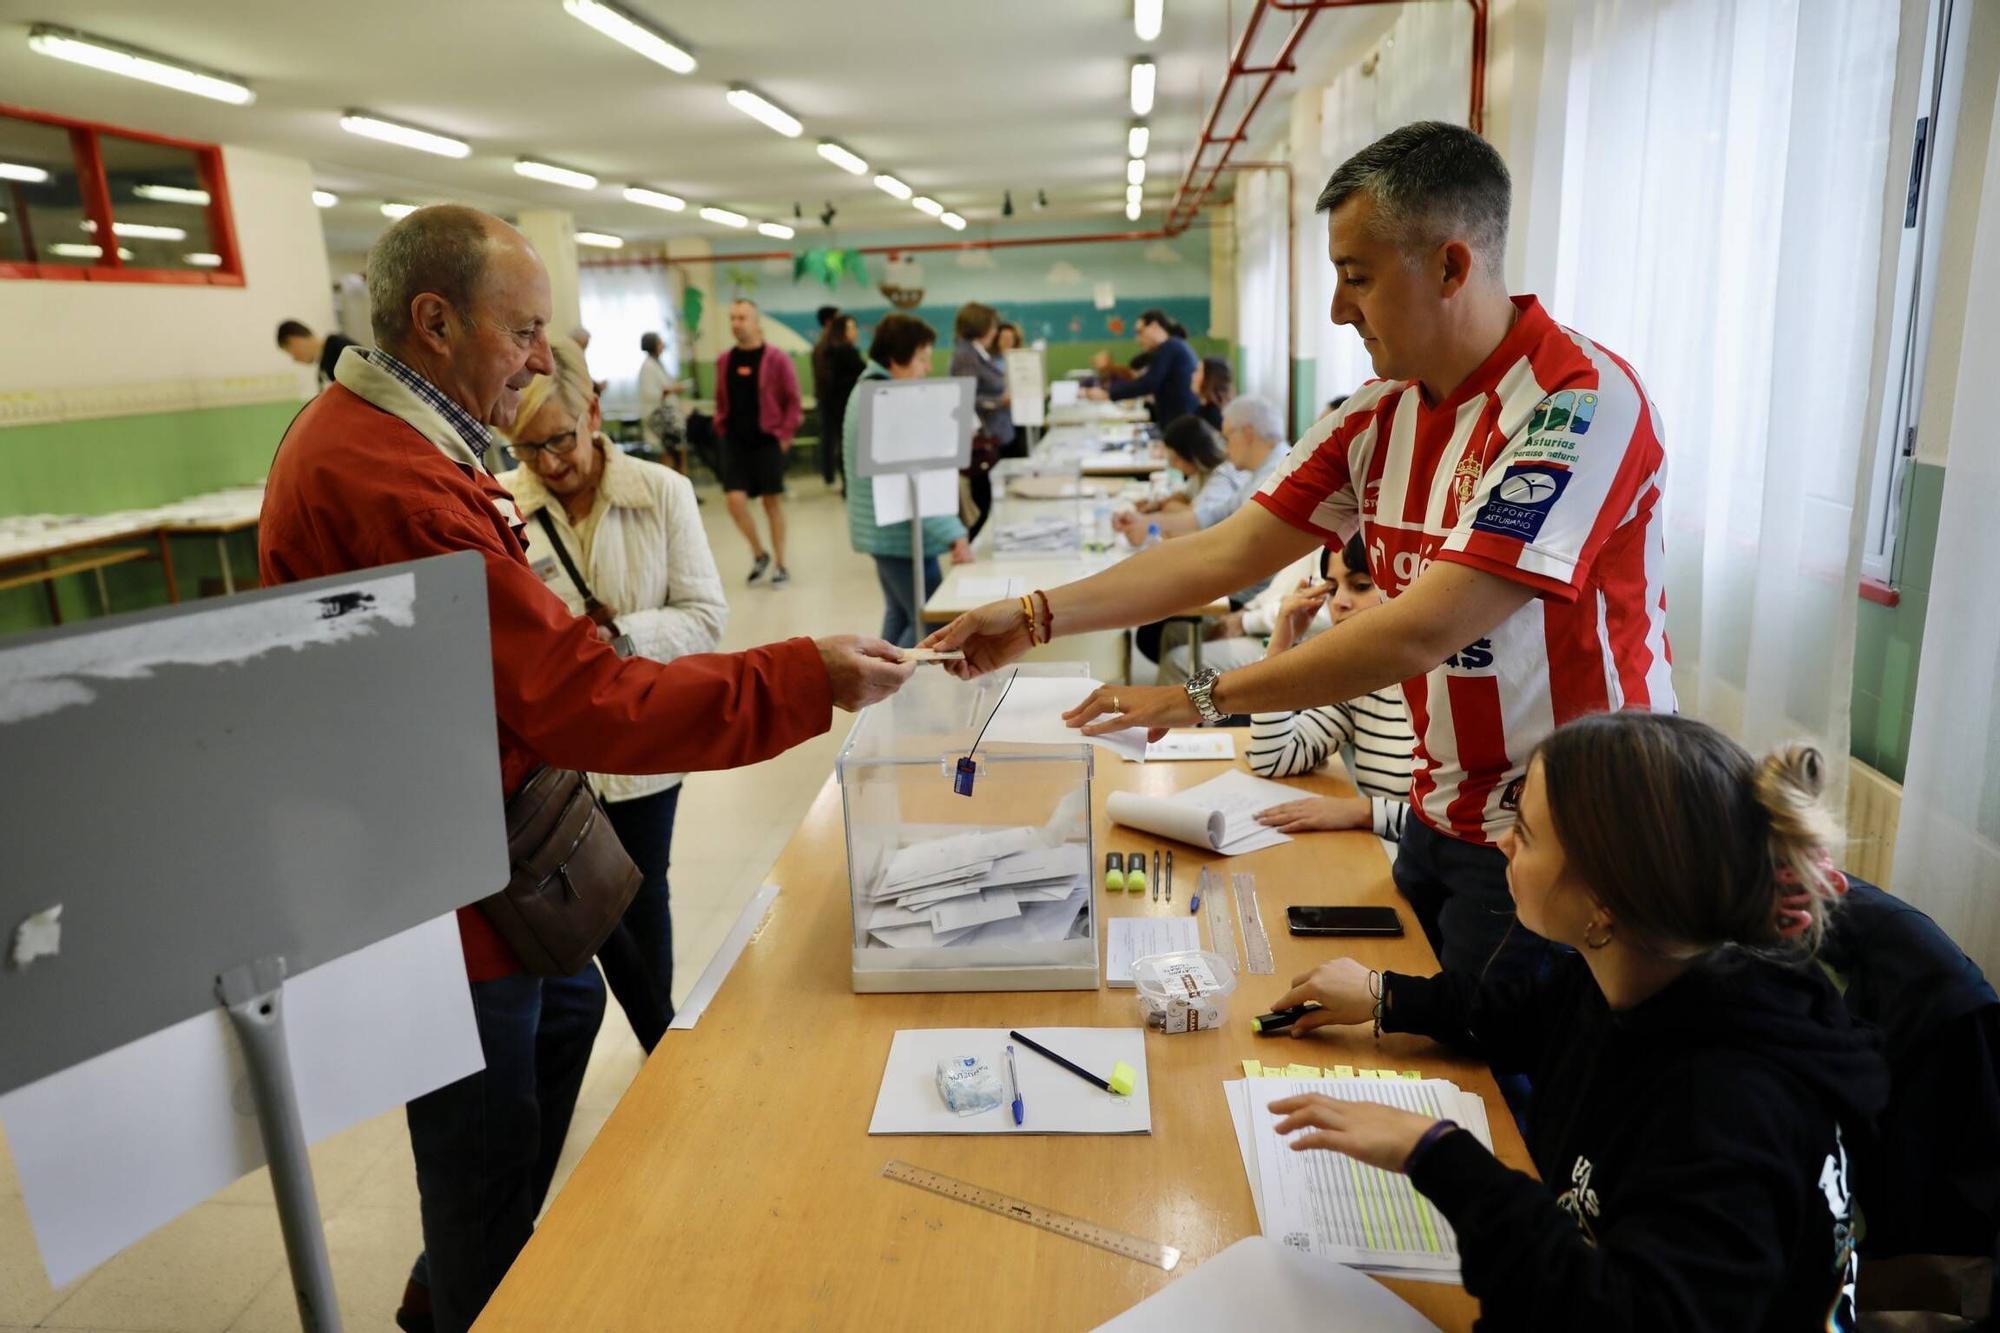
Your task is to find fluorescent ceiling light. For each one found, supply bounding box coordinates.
[184,252,222,267]
[1127,183,1144,206]
[911,196,944,218]
[1126,196,1143,222]
[27,24,254,105]
[699,206,748,228]
[817,141,868,176]
[756,221,795,240]
[575,231,623,248]
[0,162,50,183]
[133,182,210,206]
[515,159,599,190]
[725,86,801,139]
[1127,159,1146,186]
[561,0,696,75]
[624,185,686,211]
[1135,0,1163,42]
[312,189,339,208]
[82,219,189,241]
[0,212,7,224]
[1130,59,1156,116]
[50,242,132,259]
[940,212,966,231]
[873,174,912,201]
[340,113,470,159]
[381,202,418,220]
[1128,124,1150,159]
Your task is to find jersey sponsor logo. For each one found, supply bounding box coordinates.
[1554,1155,1602,1244]
[1442,637,1494,671]
[1511,432,1580,467]
[1471,464,1571,542]
[1370,533,1434,593]
[1527,390,1598,436]
[1452,452,1484,509]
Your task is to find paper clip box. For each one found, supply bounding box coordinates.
[838,662,1098,993]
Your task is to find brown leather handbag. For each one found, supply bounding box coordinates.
[477,765,641,976]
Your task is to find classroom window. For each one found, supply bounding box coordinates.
[0,102,242,285]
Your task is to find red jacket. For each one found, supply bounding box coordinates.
[712,342,803,445]
[259,362,831,981]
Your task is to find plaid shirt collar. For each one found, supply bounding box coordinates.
[367,349,494,466]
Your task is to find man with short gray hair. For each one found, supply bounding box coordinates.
[259,204,912,1333]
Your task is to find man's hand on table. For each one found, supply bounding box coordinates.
[816,635,917,711]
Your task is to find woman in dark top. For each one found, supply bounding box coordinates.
[1192,355,1234,430]
[948,302,1014,539]
[1267,712,1886,1332]
[812,313,864,493]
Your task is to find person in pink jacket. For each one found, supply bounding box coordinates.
[711,298,803,585]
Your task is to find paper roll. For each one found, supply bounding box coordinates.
[1106,790,1226,850]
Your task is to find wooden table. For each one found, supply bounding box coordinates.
[0,518,178,623]
[478,741,1527,1331]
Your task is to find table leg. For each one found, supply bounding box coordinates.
[155,531,180,603]
[94,568,112,615]
[217,534,237,596]
[41,557,63,626]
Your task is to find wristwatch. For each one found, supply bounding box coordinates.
[1185,666,1225,723]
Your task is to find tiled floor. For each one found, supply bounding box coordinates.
[0,476,887,1333]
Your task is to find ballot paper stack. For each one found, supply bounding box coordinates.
[990,515,1082,555]
[862,826,1090,951]
[1224,1074,1494,1284]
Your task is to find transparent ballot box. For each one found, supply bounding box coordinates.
[838,662,1098,993]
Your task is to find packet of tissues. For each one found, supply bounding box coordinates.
[935,1055,1005,1116]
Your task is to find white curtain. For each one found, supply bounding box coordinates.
[1537,0,1900,781]
[1893,82,2000,975]
[1234,167,1289,410]
[578,264,679,417]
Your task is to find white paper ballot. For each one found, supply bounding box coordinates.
[1050,380,1081,408]
[872,467,959,525]
[953,575,1027,601]
[1106,790,1227,850]
[0,914,482,1286]
[868,1028,1150,1135]
[1092,1236,1440,1331]
[1136,731,1237,762]
[982,673,1149,760]
[1105,917,1203,986]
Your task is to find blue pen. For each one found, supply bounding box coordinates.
[1005,1044,1024,1125]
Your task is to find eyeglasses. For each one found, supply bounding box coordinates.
[514,410,589,459]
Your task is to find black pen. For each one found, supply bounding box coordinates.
[1007,1029,1136,1095]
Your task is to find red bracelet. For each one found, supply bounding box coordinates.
[1032,589,1054,643]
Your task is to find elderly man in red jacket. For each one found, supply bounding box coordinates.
[260,204,911,1333]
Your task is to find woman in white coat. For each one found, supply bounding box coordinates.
[500,338,727,1050]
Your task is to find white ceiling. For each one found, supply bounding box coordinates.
[0,1,1379,258]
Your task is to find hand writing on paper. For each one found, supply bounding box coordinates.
[815,635,918,712]
[1270,957,1376,1034]
[1060,683,1197,743]
[1255,796,1371,834]
[918,600,1033,678]
[1268,1094,1440,1173]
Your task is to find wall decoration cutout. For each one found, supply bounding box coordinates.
[793,247,871,291]
[880,255,925,309]
[1044,261,1085,287]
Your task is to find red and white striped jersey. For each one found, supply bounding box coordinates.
[1254,296,1673,845]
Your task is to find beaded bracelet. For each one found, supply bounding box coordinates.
[1369,969,1384,1038]
[1018,594,1043,646]
[1032,588,1054,643]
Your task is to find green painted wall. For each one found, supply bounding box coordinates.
[0,399,298,636]
[1850,460,1944,782]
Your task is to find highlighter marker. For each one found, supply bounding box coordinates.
[1251,1005,1319,1035]
[1125,849,1148,895]
[1103,851,1126,892]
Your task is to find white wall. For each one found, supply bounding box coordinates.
[0,145,332,401]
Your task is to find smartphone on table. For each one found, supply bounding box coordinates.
[1286,905,1404,937]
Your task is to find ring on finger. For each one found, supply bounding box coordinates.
[1111,697,1122,712]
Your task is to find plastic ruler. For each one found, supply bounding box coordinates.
[881,1160,1182,1270]
[1233,871,1275,974]
[1200,865,1238,971]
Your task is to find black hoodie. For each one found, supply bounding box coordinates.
[1383,949,1888,1331]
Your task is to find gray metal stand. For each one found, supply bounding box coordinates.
[217,959,343,1333]
[908,472,926,636]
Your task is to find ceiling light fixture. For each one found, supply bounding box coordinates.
[574,231,624,248]
[1126,196,1142,222]
[380,202,418,220]
[560,0,696,75]
[911,196,944,218]
[816,141,868,176]
[515,158,599,190]
[132,183,210,206]
[1002,190,1014,217]
[873,174,913,201]
[940,212,967,231]
[1128,124,1150,159]
[50,242,132,259]
[0,162,50,183]
[184,252,222,267]
[1127,183,1144,207]
[1129,59,1156,116]
[312,189,339,208]
[1135,0,1164,42]
[82,219,188,241]
[27,23,254,105]
[757,221,795,240]
[699,205,748,229]
[1127,159,1146,187]
[624,185,686,211]
[341,113,470,159]
[725,86,802,139]
[819,201,837,227]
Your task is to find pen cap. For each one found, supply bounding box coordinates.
[1108,1061,1138,1096]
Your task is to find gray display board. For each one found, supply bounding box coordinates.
[0,551,508,1096]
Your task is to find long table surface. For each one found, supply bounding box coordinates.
[477,735,1528,1331]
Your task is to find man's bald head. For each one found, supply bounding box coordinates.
[367,205,534,352]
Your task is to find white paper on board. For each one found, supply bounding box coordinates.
[872,468,960,526]
[1005,348,1047,428]
[1050,381,1081,408]
[865,381,966,467]
[0,913,482,1286]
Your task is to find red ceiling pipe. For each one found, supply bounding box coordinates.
[580,225,1192,269]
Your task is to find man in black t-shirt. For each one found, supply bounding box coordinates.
[711,299,802,585]
[277,319,359,390]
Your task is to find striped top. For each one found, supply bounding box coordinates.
[1246,687,1418,842]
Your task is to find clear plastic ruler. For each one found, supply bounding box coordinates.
[1233,871,1274,974]
[881,1160,1182,1270]
[1201,865,1238,971]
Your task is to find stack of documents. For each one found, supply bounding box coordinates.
[862,826,1091,950]
[991,515,1081,555]
[1106,768,1304,854]
[1225,1075,1493,1283]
